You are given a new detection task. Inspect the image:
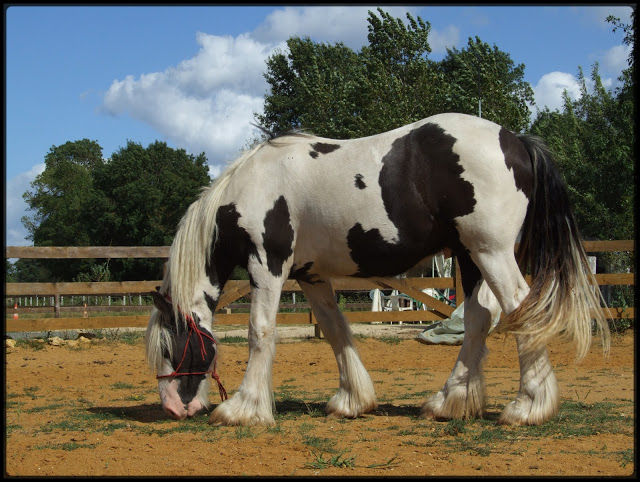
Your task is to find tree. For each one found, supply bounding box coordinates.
[260,37,365,138]
[257,8,436,138]
[86,140,211,280]
[355,8,438,135]
[436,36,534,132]
[20,139,211,282]
[257,8,534,137]
[22,139,105,281]
[529,63,634,309]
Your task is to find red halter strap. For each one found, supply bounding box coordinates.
[156,297,227,401]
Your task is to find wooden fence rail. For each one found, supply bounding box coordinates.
[5,241,634,332]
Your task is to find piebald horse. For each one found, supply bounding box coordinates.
[145,113,609,426]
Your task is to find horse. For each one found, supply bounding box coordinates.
[145,112,610,426]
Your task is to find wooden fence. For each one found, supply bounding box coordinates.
[5,241,635,333]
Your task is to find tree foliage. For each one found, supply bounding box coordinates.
[436,36,534,131]
[529,69,633,241]
[257,8,533,137]
[21,140,211,281]
[22,139,105,281]
[528,14,635,307]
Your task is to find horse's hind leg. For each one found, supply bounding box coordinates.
[470,250,559,426]
[300,279,377,418]
[499,335,559,425]
[421,254,499,420]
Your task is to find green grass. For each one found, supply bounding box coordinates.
[365,455,401,469]
[34,442,99,451]
[110,381,136,390]
[305,450,357,469]
[302,435,338,454]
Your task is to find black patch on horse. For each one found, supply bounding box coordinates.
[203,292,217,314]
[500,128,533,198]
[456,251,484,299]
[354,174,367,189]
[309,142,341,159]
[162,311,215,405]
[289,261,320,284]
[263,196,295,277]
[208,203,261,292]
[347,122,476,277]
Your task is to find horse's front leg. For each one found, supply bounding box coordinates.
[209,272,282,426]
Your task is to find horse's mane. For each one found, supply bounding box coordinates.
[163,139,266,324]
[162,123,315,325]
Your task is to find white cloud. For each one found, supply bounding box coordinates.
[101,32,287,168]
[532,37,630,114]
[252,6,417,49]
[601,43,631,76]
[574,5,633,29]
[5,163,45,247]
[531,71,582,113]
[428,25,460,54]
[100,6,460,175]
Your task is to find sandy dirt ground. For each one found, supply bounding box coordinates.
[4,324,635,477]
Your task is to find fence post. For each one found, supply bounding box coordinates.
[54,294,60,318]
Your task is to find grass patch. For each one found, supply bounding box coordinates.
[366,455,401,469]
[303,435,339,454]
[15,338,46,350]
[110,382,136,390]
[26,403,66,413]
[305,450,357,469]
[34,442,99,451]
[522,401,632,439]
[234,426,257,439]
[23,386,41,400]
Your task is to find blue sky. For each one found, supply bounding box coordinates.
[5,5,633,247]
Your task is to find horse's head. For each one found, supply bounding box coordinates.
[145,289,223,420]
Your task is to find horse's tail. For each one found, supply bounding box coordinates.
[496,134,610,360]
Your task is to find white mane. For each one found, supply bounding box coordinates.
[164,140,267,324]
[146,134,298,370]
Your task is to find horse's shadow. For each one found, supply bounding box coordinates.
[277,400,503,422]
[88,400,502,424]
[88,404,168,423]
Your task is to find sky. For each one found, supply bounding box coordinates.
[4,4,634,248]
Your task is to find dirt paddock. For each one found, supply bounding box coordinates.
[5,324,635,477]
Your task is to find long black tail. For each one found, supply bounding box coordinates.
[497,134,610,360]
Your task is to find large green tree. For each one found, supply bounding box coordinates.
[22,139,105,281]
[21,140,211,282]
[23,139,103,246]
[85,141,211,280]
[530,65,633,242]
[257,8,533,138]
[528,12,635,308]
[436,36,534,132]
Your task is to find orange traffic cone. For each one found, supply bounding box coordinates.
[13,303,18,319]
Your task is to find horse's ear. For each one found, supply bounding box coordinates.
[152,290,172,314]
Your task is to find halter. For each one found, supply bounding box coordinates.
[156,296,227,402]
